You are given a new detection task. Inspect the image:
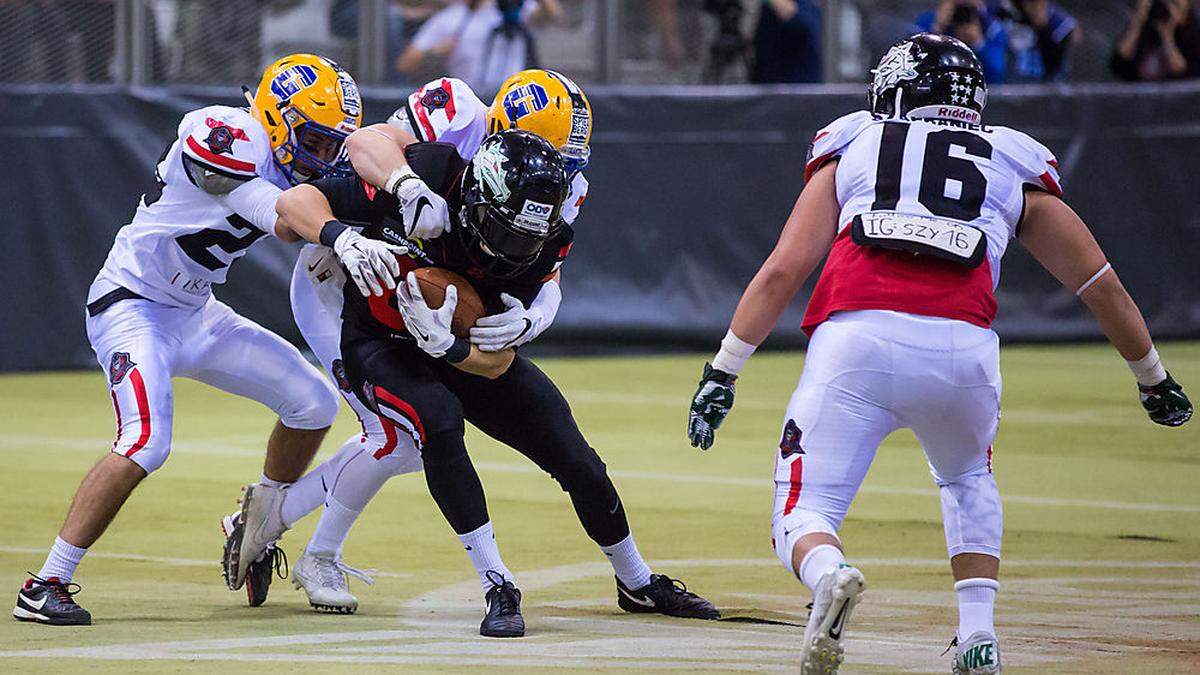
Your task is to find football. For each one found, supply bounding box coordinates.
[412,266,485,338]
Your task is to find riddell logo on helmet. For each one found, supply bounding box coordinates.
[939,107,976,120]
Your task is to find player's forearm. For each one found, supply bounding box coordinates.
[453,346,515,379]
[275,184,337,244]
[345,124,418,191]
[1080,273,1155,363]
[729,260,810,346]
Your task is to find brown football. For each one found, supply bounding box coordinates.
[412,267,485,338]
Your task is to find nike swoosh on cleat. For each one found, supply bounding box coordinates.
[618,586,656,608]
[22,594,48,611]
[827,601,848,641]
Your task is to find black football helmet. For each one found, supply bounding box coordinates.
[459,130,569,279]
[869,33,988,124]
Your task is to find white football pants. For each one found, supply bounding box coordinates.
[771,310,1003,572]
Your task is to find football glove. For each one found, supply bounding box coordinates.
[1139,372,1193,427]
[470,293,546,352]
[395,272,457,358]
[687,363,738,450]
[393,170,451,240]
[331,228,406,297]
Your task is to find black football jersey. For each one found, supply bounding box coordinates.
[310,142,573,340]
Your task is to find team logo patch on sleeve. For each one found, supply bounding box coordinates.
[779,419,805,458]
[420,86,451,112]
[204,126,236,155]
[109,352,136,386]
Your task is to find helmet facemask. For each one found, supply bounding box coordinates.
[459,183,557,279]
[279,107,353,184]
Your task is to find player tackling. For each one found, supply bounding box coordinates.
[687,33,1192,674]
[11,54,404,625]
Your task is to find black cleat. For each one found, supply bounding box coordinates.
[616,574,720,620]
[222,513,288,606]
[13,574,92,626]
[480,570,524,638]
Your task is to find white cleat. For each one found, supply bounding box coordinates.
[232,483,289,590]
[952,631,1001,674]
[799,564,866,675]
[291,549,375,614]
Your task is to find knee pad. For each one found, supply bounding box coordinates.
[370,434,424,476]
[279,370,340,430]
[550,449,612,497]
[771,508,840,572]
[939,470,1002,558]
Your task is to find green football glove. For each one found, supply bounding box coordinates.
[1139,372,1192,427]
[688,363,738,450]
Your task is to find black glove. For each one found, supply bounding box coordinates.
[687,363,737,450]
[1139,372,1192,427]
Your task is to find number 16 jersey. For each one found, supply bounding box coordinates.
[89,106,287,310]
[801,110,1063,335]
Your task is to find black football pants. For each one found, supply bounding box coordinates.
[342,332,632,547]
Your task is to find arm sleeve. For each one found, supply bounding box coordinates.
[216,178,282,234]
[405,78,489,156]
[805,111,874,181]
[310,175,396,225]
[560,173,589,225]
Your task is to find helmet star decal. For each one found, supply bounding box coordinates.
[872,41,927,99]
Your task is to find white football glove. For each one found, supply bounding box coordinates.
[391,167,451,240]
[395,272,457,357]
[331,228,407,297]
[469,289,556,352]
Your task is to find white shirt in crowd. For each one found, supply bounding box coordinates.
[410,1,539,95]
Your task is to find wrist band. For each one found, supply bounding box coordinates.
[443,337,470,364]
[1127,346,1167,386]
[385,166,419,195]
[711,329,757,375]
[1075,262,1112,296]
[319,220,348,248]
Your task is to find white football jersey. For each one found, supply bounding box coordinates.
[801,110,1062,334]
[90,106,287,309]
[387,77,589,225]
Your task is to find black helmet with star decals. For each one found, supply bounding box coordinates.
[869,33,988,125]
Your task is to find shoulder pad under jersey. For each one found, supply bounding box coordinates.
[991,125,1063,197]
[178,106,270,194]
[805,110,876,181]
[391,77,488,159]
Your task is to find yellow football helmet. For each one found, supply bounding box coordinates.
[487,69,592,175]
[248,53,362,183]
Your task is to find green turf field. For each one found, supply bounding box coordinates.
[1,344,1197,673]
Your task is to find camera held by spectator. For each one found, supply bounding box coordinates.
[992,0,1078,82]
[1112,0,1200,81]
[915,1,1008,83]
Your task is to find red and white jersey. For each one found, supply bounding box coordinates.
[90,106,287,309]
[801,110,1062,334]
[388,77,589,225]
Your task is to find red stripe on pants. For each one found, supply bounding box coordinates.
[109,390,123,450]
[372,420,399,460]
[783,457,804,515]
[125,368,152,457]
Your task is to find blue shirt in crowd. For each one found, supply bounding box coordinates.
[914,8,1008,84]
[753,0,823,83]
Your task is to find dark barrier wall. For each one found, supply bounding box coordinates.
[3,83,1199,371]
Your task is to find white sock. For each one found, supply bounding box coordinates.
[955,577,999,639]
[307,497,360,557]
[599,533,652,589]
[458,522,514,595]
[798,544,846,592]
[37,536,88,583]
[281,438,361,527]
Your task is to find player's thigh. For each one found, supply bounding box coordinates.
[771,318,899,547]
[86,301,181,473]
[180,300,338,429]
[904,330,1001,482]
[446,356,595,467]
[343,337,465,452]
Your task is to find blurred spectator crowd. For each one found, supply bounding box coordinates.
[1,0,1198,87]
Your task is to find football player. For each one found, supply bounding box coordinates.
[225,70,594,613]
[11,54,403,625]
[687,33,1192,674]
[250,129,718,637]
